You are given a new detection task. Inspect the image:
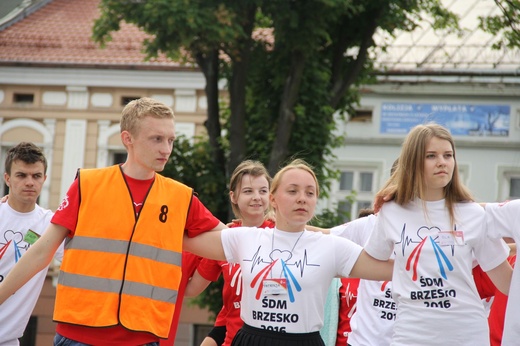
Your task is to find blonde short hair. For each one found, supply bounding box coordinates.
[120,97,174,136]
[271,158,319,198]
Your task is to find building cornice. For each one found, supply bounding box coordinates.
[0,66,210,89]
[344,137,520,149]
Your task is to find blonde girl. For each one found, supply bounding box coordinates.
[184,159,392,346]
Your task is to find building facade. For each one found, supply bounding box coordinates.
[322,0,520,219]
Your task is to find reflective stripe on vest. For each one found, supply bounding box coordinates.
[66,235,183,266]
[58,272,178,303]
[62,235,182,303]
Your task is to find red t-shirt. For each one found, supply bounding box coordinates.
[336,277,359,345]
[197,220,275,346]
[53,174,220,345]
[472,255,516,346]
[160,252,203,346]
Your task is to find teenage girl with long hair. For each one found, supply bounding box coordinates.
[364,123,512,345]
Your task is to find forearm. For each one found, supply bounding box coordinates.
[350,250,393,281]
[486,260,513,295]
[184,271,211,297]
[0,224,66,304]
[183,232,226,261]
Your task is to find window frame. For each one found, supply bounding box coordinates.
[498,166,520,201]
[330,161,383,222]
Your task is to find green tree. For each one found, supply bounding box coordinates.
[163,135,228,219]
[92,0,460,210]
[480,0,520,49]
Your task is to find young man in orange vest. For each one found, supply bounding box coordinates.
[0,98,227,345]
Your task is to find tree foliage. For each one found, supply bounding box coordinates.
[162,135,228,221]
[480,0,520,49]
[92,1,462,211]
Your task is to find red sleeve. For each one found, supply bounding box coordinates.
[213,305,229,326]
[196,258,223,282]
[185,195,221,237]
[337,278,360,345]
[488,255,516,346]
[472,265,497,299]
[162,252,203,345]
[51,178,80,236]
[52,182,220,238]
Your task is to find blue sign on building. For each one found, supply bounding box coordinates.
[380,103,510,136]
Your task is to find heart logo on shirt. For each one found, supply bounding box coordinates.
[416,226,441,241]
[269,249,293,262]
[3,229,23,244]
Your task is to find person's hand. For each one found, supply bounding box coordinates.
[0,195,8,203]
[305,225,330,234]
[373,193,393,213]
[508,243,516,257]
[226,219,241,227]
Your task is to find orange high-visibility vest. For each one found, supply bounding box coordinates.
[54,165,193,338]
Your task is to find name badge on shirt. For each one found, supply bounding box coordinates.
[262,279,288,295]
[438,231,465,246]
[23,229,41,245]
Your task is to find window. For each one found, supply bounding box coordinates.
[457,164,469,184]
[121,96,140,106]
[339,171,373,192]
[333,166,379,222]
[112,152,127,165]
[498,167,520,201]
[338,200,351,219]
[349,108,373,123]
[339,172,353,190]
[14,93,34,104]
[192,324,213,346]
[359,172,373,191]
[510,177,520,199]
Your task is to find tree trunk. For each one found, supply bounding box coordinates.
[196,50,229,221]
[267,50,306,176]
[227,5,257,177]
[329,9,382,109]
[196,50,226,174]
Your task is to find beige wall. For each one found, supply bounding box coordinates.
[0,83,212,210]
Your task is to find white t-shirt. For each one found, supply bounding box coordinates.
[364,199,508,346]
[485,199,520,346]
[0,203,64,346]
[331,215,395,346]
[221,227,363,333]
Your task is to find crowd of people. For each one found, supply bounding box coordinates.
[0,97,517,346]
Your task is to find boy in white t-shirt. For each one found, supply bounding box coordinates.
[0,142,64,345]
